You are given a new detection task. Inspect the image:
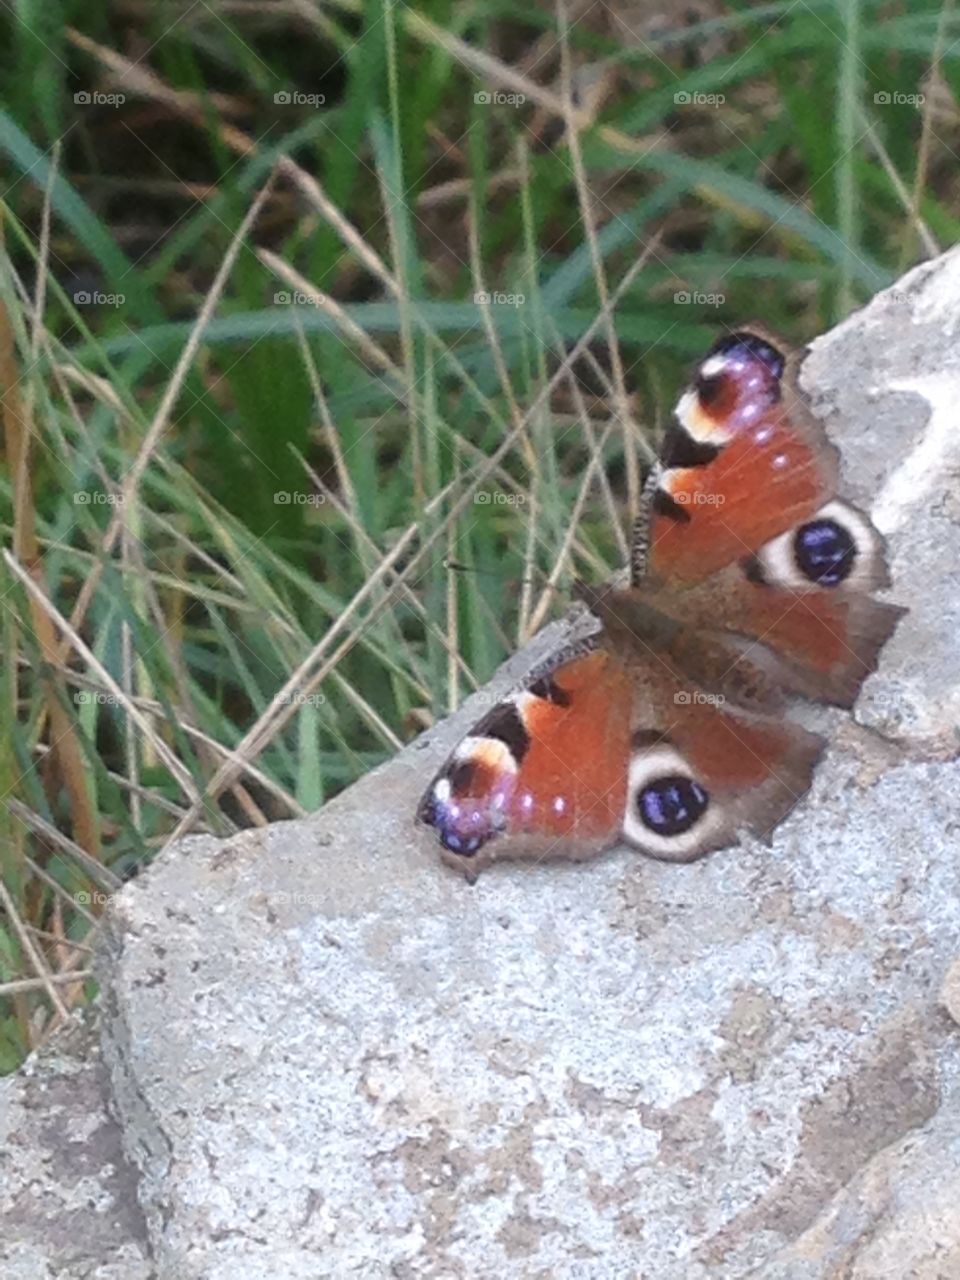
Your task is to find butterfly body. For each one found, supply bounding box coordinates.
[419,328,904,877]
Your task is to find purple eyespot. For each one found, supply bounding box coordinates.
[794,518,856,586]
[637,775,709,836]
[708,332,786,381]
[418,770,513,858]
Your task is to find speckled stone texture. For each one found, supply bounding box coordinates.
[4,248,960,1280]
[0,1015,153,1279]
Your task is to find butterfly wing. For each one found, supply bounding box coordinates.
[643,497,905,708]
[418,648,634,876]
[420,328,903,875]
[624,702,823,862]
[639,328,840,586]
[419,607,824,873]
[581,586,825,862]
[635,327,903,705]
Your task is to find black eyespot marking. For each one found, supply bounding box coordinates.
[447,759,479,795]
[637,775,709,836]
[419,762,501,857]
[473,703,530,764]
[652,488,691,524]
[660,418,722,469]
[695,373,724,408]
[709,332,786,381]
[418,790,487,856]
[741,555,768,586]
[794,518,856,586]
[438,830,484,856]
[528,674,572,707]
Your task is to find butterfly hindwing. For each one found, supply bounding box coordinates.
[649,495,902,707]
[744,497,890,593]
[583,586,825,861]
[624,706,824,862]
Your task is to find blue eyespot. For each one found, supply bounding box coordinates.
[637,775,709,835]
[709,332,786,380]
[419,774,503,858]
[794,518,856,586]
[441,831,483,856]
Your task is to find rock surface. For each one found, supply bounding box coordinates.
[802,254,960,750]
[0,1015,153,1279]
[4,249,960,1279]
[758,1105,960,1279]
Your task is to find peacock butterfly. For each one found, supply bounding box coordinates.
[418,326,905,877]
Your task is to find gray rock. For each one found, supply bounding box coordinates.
[98,749,960,1280]
[0,1014,154,1280]
[6,247,960,1279]
[802,257,960,749]
[754,1105,960,1279]
[943,957,960,1028]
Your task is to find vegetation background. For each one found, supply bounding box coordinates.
[0,0,952,1069]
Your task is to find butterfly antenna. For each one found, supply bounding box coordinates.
[442,557,545,591]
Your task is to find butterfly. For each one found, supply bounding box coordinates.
[418,327,905,878]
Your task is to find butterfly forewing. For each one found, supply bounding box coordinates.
[419,650,634,874]
[645,329,839,586]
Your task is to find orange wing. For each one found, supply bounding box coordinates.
[418,649,633,876]
[642,328,839,586]
[419,619,825,876]
[642,496,904,708]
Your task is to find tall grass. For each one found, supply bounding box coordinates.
[0,0,954,1069]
